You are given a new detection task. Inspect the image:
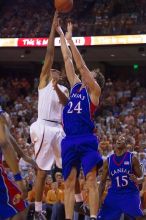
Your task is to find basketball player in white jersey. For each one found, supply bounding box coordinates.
[30,12,68,220]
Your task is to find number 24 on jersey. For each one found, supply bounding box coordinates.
[67,101,82,114]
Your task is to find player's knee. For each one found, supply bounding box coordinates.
[65,182,75,191]
[65,176,76,190]
[65,171,76,190]
[86,173,97,189]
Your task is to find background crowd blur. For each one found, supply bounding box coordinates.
[0,0,146,219]
[0,71,146,219]
[0,0,146,38]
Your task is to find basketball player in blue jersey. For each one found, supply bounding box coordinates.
[0,109,36,220]
[97,135,144,220]
[56,22,105,220]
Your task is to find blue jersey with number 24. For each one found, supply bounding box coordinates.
[63,83,96,136]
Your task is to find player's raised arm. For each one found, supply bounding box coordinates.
[0,119,27,199]
[39,11,58,89]
[52,79,69,106]
[9,133,38,169]
[0,122,19,175]
[66,22,102,104]
[56,21,80,87]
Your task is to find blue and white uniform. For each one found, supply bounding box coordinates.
[62,83,103,180]
[97,152,143,220]
[0,149,27,219]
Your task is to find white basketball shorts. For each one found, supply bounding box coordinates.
[30,119,65,170]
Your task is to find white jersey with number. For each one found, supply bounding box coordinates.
[38,80,67,122]
[30,80,67,170]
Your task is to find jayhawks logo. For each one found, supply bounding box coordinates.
[13,193,21,205]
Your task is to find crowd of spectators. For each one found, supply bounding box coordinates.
[0,71,146,219]
[0,0,146,38]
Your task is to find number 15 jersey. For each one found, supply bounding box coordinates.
[63,83,96,136]
[108,152,139,194]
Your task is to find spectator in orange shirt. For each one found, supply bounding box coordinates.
[46,182,64,205]
[44,175,53,196]
[55,172,65,190]
[47,181,65,220]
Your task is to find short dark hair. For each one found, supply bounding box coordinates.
[92,69,105,90]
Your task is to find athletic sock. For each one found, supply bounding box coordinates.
[75,193,83,202]
[90,215,97,220]
[35,201,42,212]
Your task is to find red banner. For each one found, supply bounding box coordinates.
[18,38,48,47]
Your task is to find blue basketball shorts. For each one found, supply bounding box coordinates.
[97,191,143,220]
[0,165,27,219]
[61,134,103,180]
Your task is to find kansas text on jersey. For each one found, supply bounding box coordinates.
[63,83,96,136]
[108,151,139,193]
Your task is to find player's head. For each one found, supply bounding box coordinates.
[50,69,61,81]
[116,135,127,150]
[91,69,105,90]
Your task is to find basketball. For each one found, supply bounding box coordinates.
[55,0,73,13]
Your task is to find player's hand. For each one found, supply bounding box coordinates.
[98,200,102,210]
[17,180,28,200]
[52,10,58,27]
[65,22,73,41]
[23,155,38,170]
[56,19,64,36]
[129,174,138,184]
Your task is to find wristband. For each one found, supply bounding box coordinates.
[14,173,22,181]
[137,177,144,184]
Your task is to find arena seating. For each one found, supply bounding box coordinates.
[0,0,146,38]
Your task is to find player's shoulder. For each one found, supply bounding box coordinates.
[128,151,135,158]
[38,80,52,91]
[58,84,68,89]
[58,84,69,93]
[106,154,114,166]
[107,153,115,159]
[70,82,82,93]
[72,82,82,89]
